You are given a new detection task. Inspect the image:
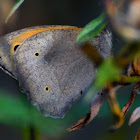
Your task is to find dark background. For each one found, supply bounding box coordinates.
[0,0,140,140]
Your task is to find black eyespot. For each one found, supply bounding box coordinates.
[14,45,19,52]
[45,86,50,92]
[81,91,83,95]
[35,52,40,56]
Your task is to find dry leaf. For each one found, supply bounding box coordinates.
[67,91,106,131]
[129,107,140,125]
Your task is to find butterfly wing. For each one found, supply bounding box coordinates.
[0,25,50,78]
[13,28,95,118]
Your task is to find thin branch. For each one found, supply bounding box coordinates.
[115,75,140,84]
[107,85,124,131]
[80,42,103,67]
[122,82,140,117]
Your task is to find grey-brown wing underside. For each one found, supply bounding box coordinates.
[13,29,95,118]
[0,25,49,78]
[13,28,112,118]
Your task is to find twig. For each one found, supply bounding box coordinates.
[122,82,140,117]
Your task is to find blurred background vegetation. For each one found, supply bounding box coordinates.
[0,0,140,140]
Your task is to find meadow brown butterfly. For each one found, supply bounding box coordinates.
[0,26,112,118]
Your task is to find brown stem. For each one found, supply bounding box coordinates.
[81,42,103,67]
[107,85,124,131]
[122,82,140,117]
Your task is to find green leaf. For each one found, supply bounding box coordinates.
[94,59,121,91]
[5,0,24,23]
[0,91,89,135]
[0,89,139,136]
[77,13,107,43]
[83,59,121,101]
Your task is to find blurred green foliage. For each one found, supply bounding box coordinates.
[93,58,121,92]
[77,13,107,43]
[5,0,24,23]
[0,85,140,139]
